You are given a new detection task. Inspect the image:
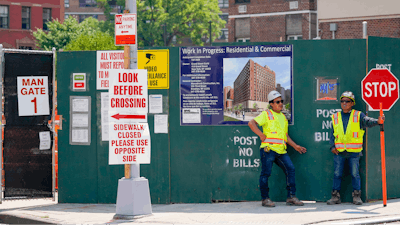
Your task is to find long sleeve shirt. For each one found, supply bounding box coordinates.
[329,111,379,151]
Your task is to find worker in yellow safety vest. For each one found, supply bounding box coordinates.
[327,91,384,205]
[248,90,307,207]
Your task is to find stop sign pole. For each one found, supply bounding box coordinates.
[362,69,399,207]
[379,103,387,207]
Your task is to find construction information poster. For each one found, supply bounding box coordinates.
[180,45,293,126]
[97,50,169,90]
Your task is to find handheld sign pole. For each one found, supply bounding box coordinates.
[379,102,387,207]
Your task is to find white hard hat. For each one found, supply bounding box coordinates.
[340,91,355,105]
[268,90,282,102]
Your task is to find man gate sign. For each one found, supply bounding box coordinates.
[108,69,150,164]
[362,69,399,111]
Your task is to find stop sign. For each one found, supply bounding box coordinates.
[362,69,399,111]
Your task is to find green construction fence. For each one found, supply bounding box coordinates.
[56,36,400,204]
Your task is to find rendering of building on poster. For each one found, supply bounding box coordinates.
[180,45,293,126]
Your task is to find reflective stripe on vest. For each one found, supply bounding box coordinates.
[262,138,286,145]
[333,112,339,125]
[335,143,363,149]
[353,111,360,123]
[266,110,274,120]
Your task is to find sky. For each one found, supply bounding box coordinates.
[223,57,291,89]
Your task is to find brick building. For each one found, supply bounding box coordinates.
[318,0,400,40]
[223,86,234,111]
[0,0,64,49]
[228,0,317,42]
[233,59,276,110]
[64,0,119,23]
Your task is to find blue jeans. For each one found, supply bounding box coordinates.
[332,152,361,191]
[259,149,296,199]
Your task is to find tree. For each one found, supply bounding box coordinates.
[33,17,114,50]
[238,104,243,112]
[64,30,123,51]
[96,0,226,46]
[285,103,291,111]
[253,102,258,109]
[233,105,238,112]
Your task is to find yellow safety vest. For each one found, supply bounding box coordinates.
[331,109,365,152]
[260,110,288,154]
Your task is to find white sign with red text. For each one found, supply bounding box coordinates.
[17,76,50,116]
[109,123,151,164]
[115,13,136,46]
[108,69,148,122]
[96,51,124,90]
[108,69,149,164]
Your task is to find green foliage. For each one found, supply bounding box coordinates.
[64,31,123,51]
[233,105,238,111]
[97,0,226,46]
[253,102,258,109]
[285,103,291,111]
[238,104,243,111]
[33,17,115,50]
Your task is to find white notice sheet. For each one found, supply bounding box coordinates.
[154,114,168,133]
[149,95,163,114]
[101,92,109,141]
[39,131,51,150]
[72,114,89,127]
[72,99,89,112]
[72,129,89,143]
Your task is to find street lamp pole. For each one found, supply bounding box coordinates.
[209,21,212,46]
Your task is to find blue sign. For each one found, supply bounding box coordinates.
[180,45,293,126]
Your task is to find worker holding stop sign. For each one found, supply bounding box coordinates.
[327,91,384,205]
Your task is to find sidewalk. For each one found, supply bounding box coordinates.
[1,197,400,224]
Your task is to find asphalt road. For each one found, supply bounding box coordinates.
[0,214,54,224]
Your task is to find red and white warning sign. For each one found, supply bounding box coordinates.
[108,123,151,164]
[17,76,50,116]
[108,69,150,164]
[96,51,124,90]
[115,13,136,46]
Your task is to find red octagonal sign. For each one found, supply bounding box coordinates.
[362,69,399,111]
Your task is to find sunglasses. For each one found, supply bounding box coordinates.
[340,100,353,103]
[273,100,284,104]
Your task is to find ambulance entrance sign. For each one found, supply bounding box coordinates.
[17,76,50,116]
[108,69,150,164]
[115,13,136,46]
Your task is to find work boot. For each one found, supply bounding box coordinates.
[261,198,275,207]
[352,190,363,205]
[327,190,341,205]
[286,196,304,206]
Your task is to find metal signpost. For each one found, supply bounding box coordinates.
[113,0,152,217]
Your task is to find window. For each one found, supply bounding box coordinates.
[79,0,97,7]
[19,46,32,50]
[65,0,70,8]
[235,0,250,3]
[236,38,250,42]
[287,35,302,40]
[0,5,9,29]
[218,0,229,8]
[219,29,228,40]
[43,8,51,31]
[79,14,98,23]
[22,7,30,29]
[219,14,228,24]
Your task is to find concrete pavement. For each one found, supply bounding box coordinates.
[0,196,400,224]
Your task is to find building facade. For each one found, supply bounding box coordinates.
[228,0,317,42]
[64,0,119,22]
[318,0,400,39]
[0,0,64,49]
[223,86,234,111]
[233,59,276,111]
